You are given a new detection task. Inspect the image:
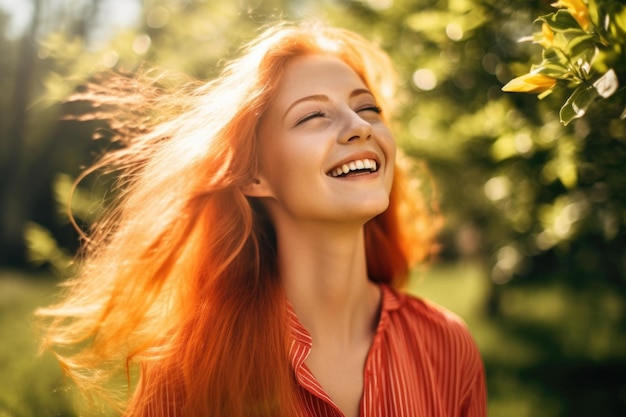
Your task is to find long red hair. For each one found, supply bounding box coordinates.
[38,21,439,417]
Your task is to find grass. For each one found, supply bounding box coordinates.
[0,270,76,417]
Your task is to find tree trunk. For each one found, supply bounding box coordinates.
[0,0,43,266]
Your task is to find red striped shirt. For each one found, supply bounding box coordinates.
[288,284,487,417]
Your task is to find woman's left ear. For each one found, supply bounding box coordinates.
[241,177,274,198]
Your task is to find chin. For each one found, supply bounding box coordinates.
[342,198,390,223]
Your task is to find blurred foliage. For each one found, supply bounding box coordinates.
[1,0,626,416]
[0,271,76,417]
[503,0,626,125]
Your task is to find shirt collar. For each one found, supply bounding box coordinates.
[287,283,404,370]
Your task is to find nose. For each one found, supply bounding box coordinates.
[339,109,372,144]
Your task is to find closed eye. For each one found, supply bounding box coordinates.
[358,105,382,115]
[295,110,326,126]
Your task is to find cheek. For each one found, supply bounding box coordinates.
[378,128,396,191]
[380,125,396,151]
[259,138,319,194]
[265,129,327,170]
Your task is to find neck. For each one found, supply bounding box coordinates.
[275,220,381,347]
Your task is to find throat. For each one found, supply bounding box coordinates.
[292,281,382,352]
[304,325,374,417]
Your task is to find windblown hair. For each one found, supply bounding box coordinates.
[38,21,440,417]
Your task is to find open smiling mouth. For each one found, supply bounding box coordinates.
[327,158,379,178]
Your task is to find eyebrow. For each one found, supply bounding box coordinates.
[282,88,374,121]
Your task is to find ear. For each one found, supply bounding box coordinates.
[241,176,274,198]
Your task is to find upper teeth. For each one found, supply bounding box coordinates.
[329,158,378,177]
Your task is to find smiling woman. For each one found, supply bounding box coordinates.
[37,21,486,417]
[247,55,395,226]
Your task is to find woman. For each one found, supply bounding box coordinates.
[39,21,486,417]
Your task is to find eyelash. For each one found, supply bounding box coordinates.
[295,106,382,126]
[359,105,382,114]
[296,111,326,125]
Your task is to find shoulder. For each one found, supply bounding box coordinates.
[401,290,469,334]
[382,285,482,365]
[379,285,487,413]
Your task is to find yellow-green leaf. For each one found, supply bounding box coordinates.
[559,84,598,125]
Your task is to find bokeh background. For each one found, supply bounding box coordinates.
[1,0,626,416]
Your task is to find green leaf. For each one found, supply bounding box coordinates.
[566,34,597,61]
[587,0,601,28]
[535,63,571,79]
[615,9,626,38]
[542,10,581,31]
[542,47,570,67]
[559,84,598,125]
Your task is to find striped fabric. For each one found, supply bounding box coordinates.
[288,284,487,417]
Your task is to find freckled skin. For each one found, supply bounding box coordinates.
[254,55,396,226]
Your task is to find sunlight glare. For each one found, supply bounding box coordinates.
[446,22,463,41]
[412,69,437,91]
[132,34,152,55]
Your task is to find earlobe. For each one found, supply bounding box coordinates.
[241,177,274,198]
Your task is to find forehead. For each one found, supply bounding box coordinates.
[271,55,369,106]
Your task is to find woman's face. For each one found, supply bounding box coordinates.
[252,54,396,225]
